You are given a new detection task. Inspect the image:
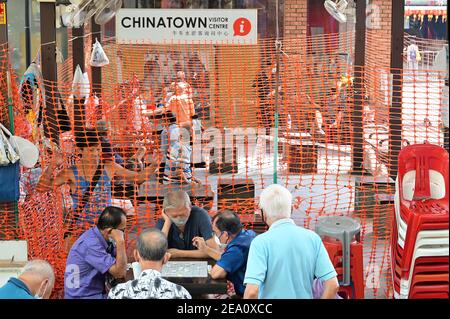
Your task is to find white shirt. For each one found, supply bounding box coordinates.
[108,269,191,299]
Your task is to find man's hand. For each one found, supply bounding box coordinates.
[167,248,182,258]
[110,229,125,244]
[192,237,207,252]
[161,210,172,225]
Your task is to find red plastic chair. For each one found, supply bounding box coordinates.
[414,256,449,265]
[397,144,449,276]
[410,291,449,299]
[323,240,364,299]
[411,273,449,287]
[413,264,449,276]
[410,284,449,295]
[394,241,448,281]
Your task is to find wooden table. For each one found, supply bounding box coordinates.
[124,258,227,297]
[137,182,215,211]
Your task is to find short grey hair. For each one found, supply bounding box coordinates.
[259,184,292,222]
[163,191,191,210]
[137,228,168,261]
[21,259,55,283]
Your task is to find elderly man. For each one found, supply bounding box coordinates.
[64,206,128,299]
[157,191,218,258]
[0,259,55,299]
[108,228,191,299]
[193,210,256,297]
[243,184,339,299]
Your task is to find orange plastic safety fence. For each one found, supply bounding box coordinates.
[1,32,448,299]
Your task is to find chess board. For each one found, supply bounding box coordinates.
[161,261,209,278]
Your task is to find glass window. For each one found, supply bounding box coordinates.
[7,2,68,77]
[7,0,26,75]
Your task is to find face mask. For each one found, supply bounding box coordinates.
[171,217,188,227]
[214,234,221,245]
[34,281,48,299]
[214,232,229,250]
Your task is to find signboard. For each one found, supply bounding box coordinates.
[0,3,6,25]
[116,9,258,45]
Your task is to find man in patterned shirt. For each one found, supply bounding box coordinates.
[108,228,191,299]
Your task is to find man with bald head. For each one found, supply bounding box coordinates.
[0,259,55,299]
[108,228,191,299]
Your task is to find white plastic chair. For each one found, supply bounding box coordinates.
[394,175,448,248]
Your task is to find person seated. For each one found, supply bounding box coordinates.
[192,210,256,298]
[108,228,191,299]
[157,191,218,258]
[0,260,55,299]
[97,120,148,202]
[64,206,128,299]
[37,128,157,227]
[159,111,196,184]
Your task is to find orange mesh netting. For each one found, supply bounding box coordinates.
[0,31,448,299]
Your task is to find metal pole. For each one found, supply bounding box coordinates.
[91,18,102,97]
[352,0,366,174]
[72,26,85,73]
[40,0,59,144]
[0,0,19,237]
[273,0,281,184]
[25,0,31,67]
[389,0,405,180]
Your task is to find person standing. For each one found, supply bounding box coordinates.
[243,184,339,299]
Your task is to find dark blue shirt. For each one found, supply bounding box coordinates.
[217,229,256,296]
[156,206,213,250]
[0,278,35,299]
[64,227,116,299]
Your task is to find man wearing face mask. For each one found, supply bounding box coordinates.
[193,210,256,298]
[156,191,218,258]
[0,260,55,299]
[243,184,339,299]
[64,206,128,299]
[108,228,191,299]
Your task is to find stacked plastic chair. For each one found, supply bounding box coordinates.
[316,216,365,299]
[392,143,449,299]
